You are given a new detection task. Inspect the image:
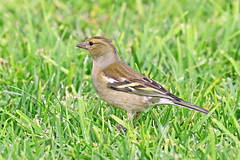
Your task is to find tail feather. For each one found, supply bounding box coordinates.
[173,100,210,114]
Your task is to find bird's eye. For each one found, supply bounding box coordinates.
[89,41,94,46]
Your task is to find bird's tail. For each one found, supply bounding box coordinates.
[173,100,210,114]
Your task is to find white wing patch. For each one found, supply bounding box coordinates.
[105,77,116,83]
[120,78,127,81]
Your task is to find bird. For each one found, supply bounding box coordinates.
[76,36,210,122]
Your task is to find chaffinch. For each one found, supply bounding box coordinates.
[76,36,210,120]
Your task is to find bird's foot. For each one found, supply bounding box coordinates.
[116,123,139,132]
[116,124,126,132]
[134,124,139,129]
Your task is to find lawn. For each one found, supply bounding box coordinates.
[0,0,240,159]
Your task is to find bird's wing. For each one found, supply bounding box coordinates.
[103,61,210,114]
[102,61,183,101]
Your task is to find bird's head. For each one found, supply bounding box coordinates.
[76,36,120,65]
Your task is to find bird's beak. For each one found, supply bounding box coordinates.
[76,42,88,50]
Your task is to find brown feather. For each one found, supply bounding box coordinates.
[103,61,182,101]
[77,36,210,114]
[103,61,144,81]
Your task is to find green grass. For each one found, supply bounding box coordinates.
[0,0,240,159]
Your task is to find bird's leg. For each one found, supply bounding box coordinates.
[116,111,141,131]
[133,111,141,128]
[128,111,141,128]
[128,111,134,121]
[116,111,133,131]
[133,111,141,121]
